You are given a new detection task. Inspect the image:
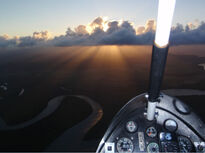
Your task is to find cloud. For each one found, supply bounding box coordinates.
[98,21,141,45]
[0,35,18,48]
[1,17,205,48]
[136,26,145,35]
[75,25,88,35]
[91,17,104,27]
[170,21,205,45]
[51,18,155,46]
[136,19,156,34]
[33,31,51,40]
[0,31,52,48]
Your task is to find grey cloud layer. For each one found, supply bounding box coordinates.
[1,17,205,48]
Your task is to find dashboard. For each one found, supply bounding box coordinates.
[96,93,205,153]
[107,117,193,153]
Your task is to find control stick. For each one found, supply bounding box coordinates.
[147,0,176,121]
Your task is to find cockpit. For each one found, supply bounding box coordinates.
[96,93,205,153]
[96,0,205,152]
[0,0,205,152]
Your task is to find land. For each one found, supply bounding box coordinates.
[0,45,204,151]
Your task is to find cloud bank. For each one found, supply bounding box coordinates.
[1,17,205,48]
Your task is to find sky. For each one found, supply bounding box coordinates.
[0,0,205,37]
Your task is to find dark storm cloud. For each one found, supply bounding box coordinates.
[0,35,18,47]
[0,31,51,48]
[51,18,155,46]
[1,17,205,48]
[170,21,205,45]
[18,31,51,47]
[98,21,154,45]
[75,25,88,35]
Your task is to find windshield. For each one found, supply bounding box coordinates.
[0,0,205,152]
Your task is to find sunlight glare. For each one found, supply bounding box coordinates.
[155,0,176,47]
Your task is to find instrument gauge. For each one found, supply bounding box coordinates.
[146,126,157,138]
[116,137,134,153]
[147,142,159,153]
[164,119,178,132]
[165,132,172,141]
[178,136,193,152]
[126,121,137,133]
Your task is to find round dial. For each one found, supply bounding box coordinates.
[164,119,177,132]
[146,126,157,138]
[126,121,137,133]
[116,137,134,153]
[178,136,193,152]
[147,142,159,153]
[165,132,172,141]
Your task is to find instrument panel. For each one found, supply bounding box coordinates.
[97,93,205,153]
[105,119,194,153]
